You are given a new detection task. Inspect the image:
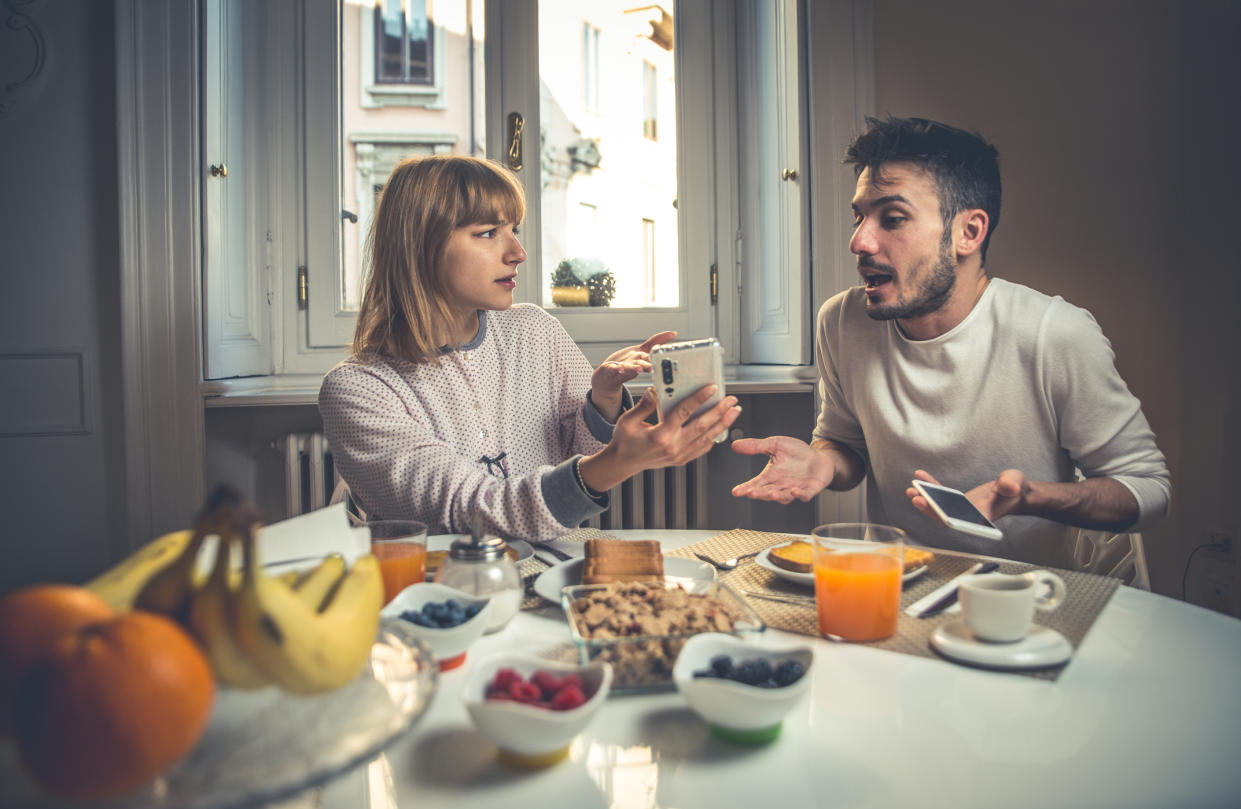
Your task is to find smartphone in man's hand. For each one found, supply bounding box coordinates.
[912,480,1003,540]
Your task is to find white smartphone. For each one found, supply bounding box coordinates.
[650,338,727,442]
[911,480,1003,540]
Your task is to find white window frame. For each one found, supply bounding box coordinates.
[360,0,449,109]
[199,0,873,378]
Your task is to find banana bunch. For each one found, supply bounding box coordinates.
[85,485,383,695]
[231,529,383,695]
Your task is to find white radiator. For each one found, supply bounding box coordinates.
[280,432,709,529]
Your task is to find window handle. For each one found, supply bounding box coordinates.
[781,168,798,181]
[507,112,524,171]
[209,163,228,178]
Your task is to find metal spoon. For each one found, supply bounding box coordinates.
[695,550,761,571]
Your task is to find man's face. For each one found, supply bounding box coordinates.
[849,163,956,322]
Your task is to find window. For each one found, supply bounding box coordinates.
[581,21,600,112]
[200,0,866,379]
[375,0,432,85]
[642,60,657,140]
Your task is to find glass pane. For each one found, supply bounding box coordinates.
[541,1,679,310]
[339,0,485,312]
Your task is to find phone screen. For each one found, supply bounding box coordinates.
[921,484,994,526]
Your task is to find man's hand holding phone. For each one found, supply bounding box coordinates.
[907,469,1031,540]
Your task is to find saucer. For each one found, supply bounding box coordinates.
[930,621,1072,670]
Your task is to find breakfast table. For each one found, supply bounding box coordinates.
[298,528,1241,809]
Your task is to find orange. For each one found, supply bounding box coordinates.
[13,609,216,799]
[0,584,116,736]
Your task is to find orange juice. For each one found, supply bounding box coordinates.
[372,543,427,605]
[814,551,902,641]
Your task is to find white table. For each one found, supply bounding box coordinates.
[321,529,1241,809]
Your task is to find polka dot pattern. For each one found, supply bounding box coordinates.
[318,304,608,539]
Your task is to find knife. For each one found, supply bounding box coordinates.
[741,590,816,607]
[904,562,999,618]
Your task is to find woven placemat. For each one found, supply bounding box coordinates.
[517,527,620,611]
[667,529,1121,681]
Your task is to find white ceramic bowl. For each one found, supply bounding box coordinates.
[380,582,492,670]
[672,633,813,743]
[462,653,612,767]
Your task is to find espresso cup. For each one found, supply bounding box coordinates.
[958,569,1067,643]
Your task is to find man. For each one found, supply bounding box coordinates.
[732,116,1170,565]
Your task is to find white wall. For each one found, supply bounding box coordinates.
[851,0,1240,609]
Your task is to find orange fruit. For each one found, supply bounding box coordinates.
[0,584,115,736]
[13,609,216,799]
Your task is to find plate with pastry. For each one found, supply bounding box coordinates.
[533,538,715,604]
[755,540,933,587]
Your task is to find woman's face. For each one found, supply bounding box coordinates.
[439,218,526,328]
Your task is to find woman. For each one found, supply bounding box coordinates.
[319,155,740,539]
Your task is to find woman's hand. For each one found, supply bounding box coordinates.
[590,331,678,421]
[578,385,741,493]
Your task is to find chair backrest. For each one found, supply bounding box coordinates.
[1066,528,1150,590]
[329,479,368,527]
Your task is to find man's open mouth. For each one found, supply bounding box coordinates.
[863,273,892,289]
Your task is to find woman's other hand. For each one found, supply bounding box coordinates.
[578,385,741,493]
[589,331,678,421]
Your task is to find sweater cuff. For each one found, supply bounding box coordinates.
[542,456,609,528]
[583,388,634,443]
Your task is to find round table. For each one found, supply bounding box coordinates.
[325,529,1241,809]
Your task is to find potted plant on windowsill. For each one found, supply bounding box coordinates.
[550,261,589,307]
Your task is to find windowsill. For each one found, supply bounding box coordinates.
[201,365,816,408]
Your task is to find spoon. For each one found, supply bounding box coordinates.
[695,550,760,571]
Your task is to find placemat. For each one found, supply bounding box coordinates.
[667,528,1121,681]
[517,527,620,611]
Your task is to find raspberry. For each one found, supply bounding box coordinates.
[550,685,587,711]
[489,667,522,692]
[509,680,542,704]
[486,691,514,702]
[531,669,562,698]
[557,673,583,692]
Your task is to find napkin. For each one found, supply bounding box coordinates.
[257,502,371,567]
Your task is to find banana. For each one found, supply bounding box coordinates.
[84,530,194,611]
[130,527,210,620]
[232,531,382,695]
[185,534,272,690]
[291,554,347,612]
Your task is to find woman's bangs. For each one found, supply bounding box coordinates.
[456,170,525,228]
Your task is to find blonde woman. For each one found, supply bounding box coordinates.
[319,155,740,539]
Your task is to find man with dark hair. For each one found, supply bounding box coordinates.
[732,116,1170,565]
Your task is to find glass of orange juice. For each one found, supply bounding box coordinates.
[811,523,905,642]
[367,520,428,605]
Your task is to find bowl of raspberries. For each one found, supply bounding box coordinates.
[462,653,613,767]
[381,582,492,670]
[672,633,813,744]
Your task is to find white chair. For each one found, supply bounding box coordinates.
[1066,528,1150,590]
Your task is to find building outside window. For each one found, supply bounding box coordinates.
[581,21,601,112]
[376,0,433,85]
[642,60,657,140]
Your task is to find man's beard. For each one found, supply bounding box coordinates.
[863,237,957,321]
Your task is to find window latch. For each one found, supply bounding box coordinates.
[297,266,308,310]
[507,112,524,170]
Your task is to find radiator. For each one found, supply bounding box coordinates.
[279,432,709,529]
[279,432,339,519]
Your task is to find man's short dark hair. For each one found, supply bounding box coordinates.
[845,116,1002,261]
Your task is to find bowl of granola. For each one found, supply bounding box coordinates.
[560,580,765,692]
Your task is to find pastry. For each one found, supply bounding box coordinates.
[768,540,934,573]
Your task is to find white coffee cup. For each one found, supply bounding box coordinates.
[958,570,1067,643]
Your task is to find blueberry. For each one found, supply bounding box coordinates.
[772,660,805,687]
[709,654,734,677]
[748,658,773,684]
[732,660,764,685]
[465,602,482,618]
[693,669,716,679]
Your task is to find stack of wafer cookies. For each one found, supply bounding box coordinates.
[581,539,665,585]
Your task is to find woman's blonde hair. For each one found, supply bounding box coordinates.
[352,155,526,364]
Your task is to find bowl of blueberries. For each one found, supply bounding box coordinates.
[672,633,813,744]
[381,582,493,671]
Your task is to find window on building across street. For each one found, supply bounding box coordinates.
[375,0,432,85]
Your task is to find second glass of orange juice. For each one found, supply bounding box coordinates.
[812,523,905,642]
[367,520,429,605]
